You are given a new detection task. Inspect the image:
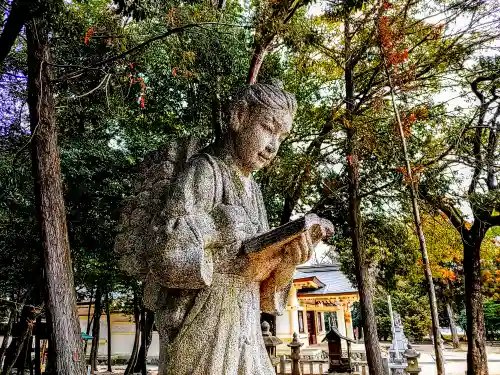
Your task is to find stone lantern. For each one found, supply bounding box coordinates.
[262,321,283,367]
[288,332,304,375]
[403,344,421,375]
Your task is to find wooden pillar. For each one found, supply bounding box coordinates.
[336,307,347,337]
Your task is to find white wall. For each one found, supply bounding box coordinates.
[80,317,160,357]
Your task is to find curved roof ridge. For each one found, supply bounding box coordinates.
[296,263,341,272]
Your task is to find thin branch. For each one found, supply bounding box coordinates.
[66,73,111,100]
[420,113,477,168]
[359,178,398,198]
[57,22,246,82]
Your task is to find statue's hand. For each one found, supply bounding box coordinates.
[282,232,314,265]
[244,232,314,281]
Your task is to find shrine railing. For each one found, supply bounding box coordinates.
[273,357,369,375]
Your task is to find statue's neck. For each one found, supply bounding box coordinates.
[212,136,252,178]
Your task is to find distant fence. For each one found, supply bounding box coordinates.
[273,356,368,375]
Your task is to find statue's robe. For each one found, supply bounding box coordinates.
[145,147,291,375]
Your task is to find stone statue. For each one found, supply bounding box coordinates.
[115,81,327,375]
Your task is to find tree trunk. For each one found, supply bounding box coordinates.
[247,44,268,85]
[124,296,141,375]
[212,75,223,142]
[0,0,32,63]
[446,302,460,349]
[464,226,489,375]
[2,307,33,375]
[34,316,41,375]
[90,288,102,374]
[344,14,385,375]
[26,17,84,375]
[247,34,276,85]
[140,309,146,375]
[385,62,445,375]
[28,337,34,375]
[84,289,94,355]
[0,307,16,367]
[133,309,154,374]
[105,292,112,373]
[15,341,26,375]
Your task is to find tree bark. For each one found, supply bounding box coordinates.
[26,17,84,375]
[0,0,32,64]
[90,288,102,374]
[15,343,26,375]
[105,292,112,373]
[133,309,154,374]
[247,43,269,85]
[384,62,445,375]
[464,225,489,375]
[344,14,385,375]
[446,302,460,349]
[1,307,33,375]
[0,307,16,367]
[28,337,34,375]
[34,316,41,375]
[84,290,94,356]
[212,75,223,142]
[124,295,141,375]
[140,309,147,375]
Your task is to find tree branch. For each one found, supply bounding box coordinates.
[0,0,31,64]
[359,178,398,199]
[468,74,499,195]
[487,214,500,227]
[420,189,466,231]
[57,23,243,82]
[486,103,500,190]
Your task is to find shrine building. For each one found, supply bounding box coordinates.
[272,264,359,347]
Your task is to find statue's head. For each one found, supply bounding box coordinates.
[226,80,297,175]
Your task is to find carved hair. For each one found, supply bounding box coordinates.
[228,80,297,120]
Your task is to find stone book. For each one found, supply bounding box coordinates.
[242,213,334,255]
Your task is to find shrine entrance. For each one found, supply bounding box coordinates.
[306,311,317,345]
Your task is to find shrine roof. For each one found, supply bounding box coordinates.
[294,264,357,295]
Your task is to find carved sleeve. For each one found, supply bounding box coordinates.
[147,156,220,289]
[260,266,294,315]
[253,180,294,315]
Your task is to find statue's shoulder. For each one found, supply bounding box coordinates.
[185,144,234,179]
[114,136,204,278]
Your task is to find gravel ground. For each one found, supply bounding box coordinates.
[93,344,500,375]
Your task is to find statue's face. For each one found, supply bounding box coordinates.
[232,106,293,175]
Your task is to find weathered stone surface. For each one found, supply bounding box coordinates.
[115,81,331,375]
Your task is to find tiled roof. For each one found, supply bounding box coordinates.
[294,264,357,295]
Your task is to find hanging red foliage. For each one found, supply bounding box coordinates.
[83,26,96,45]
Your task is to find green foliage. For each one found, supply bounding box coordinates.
[458,300,500,341]
[376,289,432,342]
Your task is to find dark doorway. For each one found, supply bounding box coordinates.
[306,311,317,345]
[260,312,276,336]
